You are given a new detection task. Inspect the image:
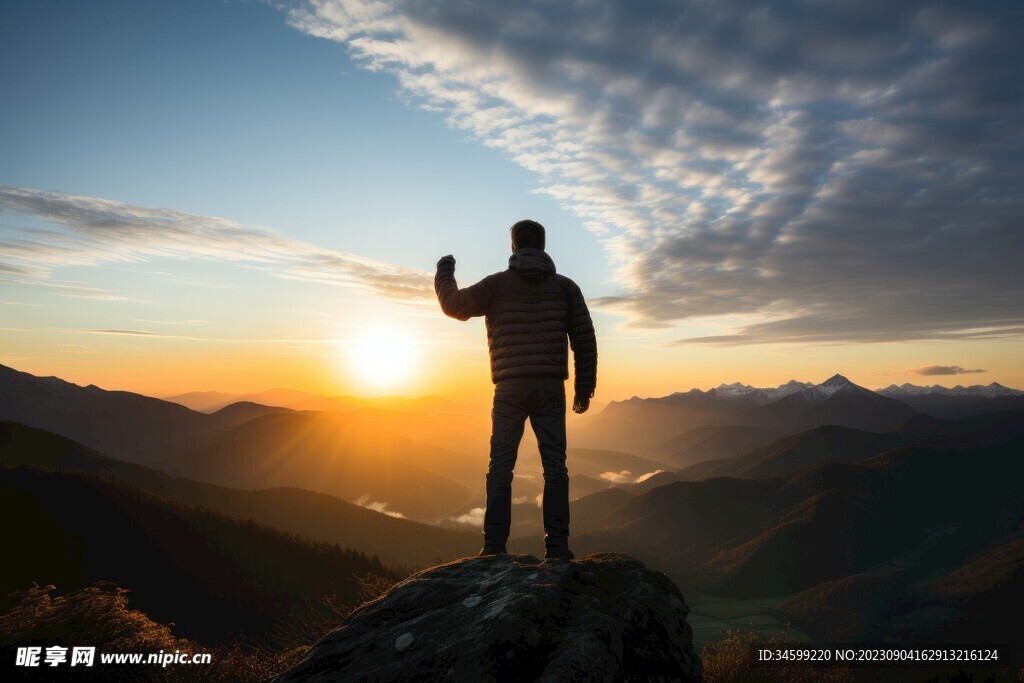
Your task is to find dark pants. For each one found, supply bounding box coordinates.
[484,375,570,551]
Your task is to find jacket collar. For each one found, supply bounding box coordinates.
[508,247,556,282]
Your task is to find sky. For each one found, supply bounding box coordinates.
[1,0,1022,403]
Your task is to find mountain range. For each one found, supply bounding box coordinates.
[878,381,1024,398]
[0,421,479,569]
[572,373,1024,452]
[162,388,326,413]
[0,364,669,521]
[2,361,1023,657]
[572,374,918,451]
[640,425,781,470]
[877,382,1024,418]
[0,364,483,522]
[658,408,1024,482]
[163,387,476,416]
[573,437,1024,599]
[0,464,394,644]
[163,411,475,520]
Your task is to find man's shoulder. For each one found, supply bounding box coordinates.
[552,273,579,292]
[477,271,513,297]
[484,270,510,285]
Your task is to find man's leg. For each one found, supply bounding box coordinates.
[483,379,528,551]
[528,377,571,556]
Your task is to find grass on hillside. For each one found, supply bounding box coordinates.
[701,628,854,683]
[0,574,396,682]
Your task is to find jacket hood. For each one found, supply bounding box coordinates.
[508,247,556,282]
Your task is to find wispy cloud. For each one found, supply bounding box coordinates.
[354,494,405,519]
[93,329,162,337]
[83,329,346,344]
[600,469,665,484]
[289,0,1024,344]
[634,470,666,484]
[0,185,433,303]
[894,365,987,376]
[132,319,208,326]
[450,507,484,527]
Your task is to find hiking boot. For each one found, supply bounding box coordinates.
[544,547,574,562]
[478,544,508,556]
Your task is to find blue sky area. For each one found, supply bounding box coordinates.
[1,0,1021,397]
[0,0,607,283]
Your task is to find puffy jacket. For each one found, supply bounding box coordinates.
[435,247,597,396]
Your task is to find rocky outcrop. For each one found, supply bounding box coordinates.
[274,553,702,682]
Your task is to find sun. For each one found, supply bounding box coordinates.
[346,327,419,393]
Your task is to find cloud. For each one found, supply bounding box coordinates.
[600,470,633,484]
[634,470,666,484]
[132,319,208,326]
[901,365,987,376]
[450,507,484,527]
[354,494,405,519]
[600,469,664,484]
[93,329,161,337]
[82,328,348,344]
[289,0,1024,344]
[0,185,433,303]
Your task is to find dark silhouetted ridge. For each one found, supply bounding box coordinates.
[0,465,396,643]
[0,420,479,569]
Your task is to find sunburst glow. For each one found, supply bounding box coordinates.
[346,327,419,392]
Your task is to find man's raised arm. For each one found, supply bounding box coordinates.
[434,255,496,321]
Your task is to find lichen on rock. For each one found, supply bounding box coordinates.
[274,552,702,682]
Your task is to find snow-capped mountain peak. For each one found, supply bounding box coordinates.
[712,382,757,398]
[798,373,860,400]
[772,380,815,398]
[877,381,1024,398]
[821,373,854,389]
[620,373,1024,408]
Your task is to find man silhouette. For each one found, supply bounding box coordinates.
[435,220,597,561]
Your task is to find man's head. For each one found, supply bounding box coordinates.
[510,219,545,251]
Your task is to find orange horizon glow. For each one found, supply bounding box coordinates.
[4,325,1022,406]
